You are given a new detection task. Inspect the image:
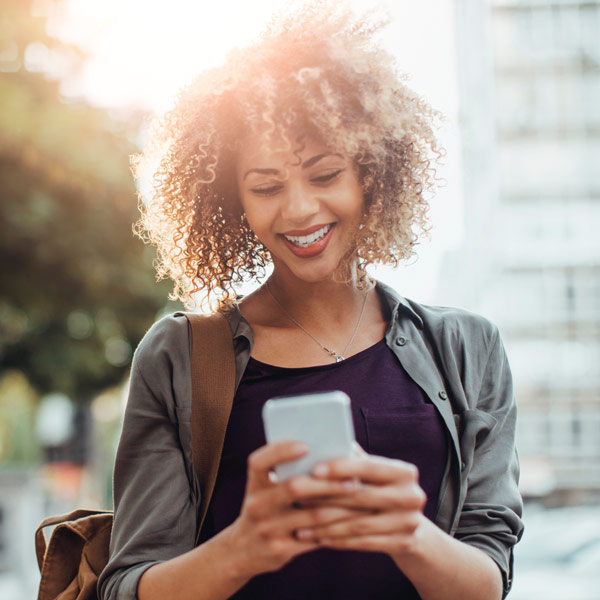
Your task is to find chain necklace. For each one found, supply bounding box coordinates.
[265,280,371,362]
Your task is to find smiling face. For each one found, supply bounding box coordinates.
[236,136,365,284]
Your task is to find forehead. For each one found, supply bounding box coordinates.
[236,135,341,172]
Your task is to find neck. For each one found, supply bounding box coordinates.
[265,269,370,330]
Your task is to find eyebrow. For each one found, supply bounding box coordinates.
[243,152,343,180]
[301,152,343,169]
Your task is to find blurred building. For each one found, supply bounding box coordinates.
[449,0,600,502]
[0,470,44,599]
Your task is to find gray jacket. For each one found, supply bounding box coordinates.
[98,281,523,600]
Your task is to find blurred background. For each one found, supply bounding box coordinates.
[0,0,598,598]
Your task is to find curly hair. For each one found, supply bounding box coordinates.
[133,1,443,309]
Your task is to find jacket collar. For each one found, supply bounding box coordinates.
[222,301,254,346]
[373,279,424,329]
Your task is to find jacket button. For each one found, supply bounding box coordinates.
[461,461,467,471]
[395,336,407,346]
[438,391,448,400]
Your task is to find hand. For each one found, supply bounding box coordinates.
[292,445,428,560]
[224,441,370,578]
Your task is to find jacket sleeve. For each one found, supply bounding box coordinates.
[98,314,199,600]
[453,326,524,599]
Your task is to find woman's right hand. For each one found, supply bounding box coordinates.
[224,440,366,578]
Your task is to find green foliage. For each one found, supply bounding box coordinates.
[0,0,180,401]
[0,370,40,465]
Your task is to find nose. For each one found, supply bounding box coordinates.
[280,180,319,224]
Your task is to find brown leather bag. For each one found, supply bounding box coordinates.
[35,312,236,600]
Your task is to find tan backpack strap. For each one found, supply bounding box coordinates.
[184,311,236,543]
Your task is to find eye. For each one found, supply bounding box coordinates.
[310,168,345,185]
[249,183,284,196]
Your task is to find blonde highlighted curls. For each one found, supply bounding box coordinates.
[133,1,444,309]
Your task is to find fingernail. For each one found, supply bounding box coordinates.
[313,464,328,477]
[343,479,357,491]
[296,528,313,540]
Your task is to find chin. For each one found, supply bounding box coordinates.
[277,257,348,285]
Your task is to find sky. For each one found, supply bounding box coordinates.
[49,0,464,303]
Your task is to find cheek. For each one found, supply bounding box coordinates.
[338,188,365,223]
[241,201,274,243]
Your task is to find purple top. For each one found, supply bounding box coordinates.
[203,339,448,599]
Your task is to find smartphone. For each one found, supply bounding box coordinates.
[262,390,356,482]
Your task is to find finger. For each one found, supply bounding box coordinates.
[306,511,421,540]
[313,456,419,485]
[284,474,361,503]
[243,474,364,520]
[292,496,373,510]
[319,533,414,555]
[246,441,309,492]
[265,505,360,538]
[297,483,426,512]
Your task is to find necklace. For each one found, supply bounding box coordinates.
[265,280,371,362]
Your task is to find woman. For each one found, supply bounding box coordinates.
[99,4,523,600]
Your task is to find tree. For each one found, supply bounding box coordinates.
[0,0,180,402]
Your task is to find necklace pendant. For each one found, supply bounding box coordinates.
[326,348,344,362]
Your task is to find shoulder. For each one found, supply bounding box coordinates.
[131,312,191,384]
[406,300,504,384]
[377,282,505,390]
[376,280,500,350]
[406,299,500,350]
[415,304,508,395]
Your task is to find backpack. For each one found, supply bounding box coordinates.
[35,312,236,600]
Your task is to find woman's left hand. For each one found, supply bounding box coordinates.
[293,444,428,559]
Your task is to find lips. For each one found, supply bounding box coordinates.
[280,223,336,258]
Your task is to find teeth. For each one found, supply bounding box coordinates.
[284,224,332,248]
